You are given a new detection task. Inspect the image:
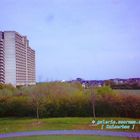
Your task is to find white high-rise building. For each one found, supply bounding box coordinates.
[0,32,5,84]
[0,31,36,86]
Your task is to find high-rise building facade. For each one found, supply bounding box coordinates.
[0,31,36,86]
[0,32,5,84]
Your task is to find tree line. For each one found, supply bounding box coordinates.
[0,82,139,118]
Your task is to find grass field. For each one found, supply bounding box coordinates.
[0,117,139,134]
[0,135,129,140]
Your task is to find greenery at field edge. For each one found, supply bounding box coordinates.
[0,117,139,134]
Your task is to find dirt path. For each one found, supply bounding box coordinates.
[0,130,140,138]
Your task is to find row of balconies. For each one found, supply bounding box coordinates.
[16,77,26,80]
[0,72,4,76]
[16,50,26,55]
[16,74,26,76]
[0,63,4,66]
[0,42,3,45]
[16,48,26,53]
[28,76,35,79]
[0,58,4,61]
[16,57,26,61]
[0,67,4,70]
[15,40,24,45]
[15,33,23,41]
[0,75,5,78]
[16,72,26,75]
[16,46,26,53]
[16,56,26,61]
[16,45,26,50]
[0,44,3,47]
[16,62,26,67]
[0,77,4,79]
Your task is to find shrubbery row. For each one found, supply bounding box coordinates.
[0,83,139,118]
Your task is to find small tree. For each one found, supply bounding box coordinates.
[30,86,45,120]
[90,85,96,121]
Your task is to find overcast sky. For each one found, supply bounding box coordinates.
[0,0,140,81]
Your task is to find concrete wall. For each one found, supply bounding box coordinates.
[4,31,16,86]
